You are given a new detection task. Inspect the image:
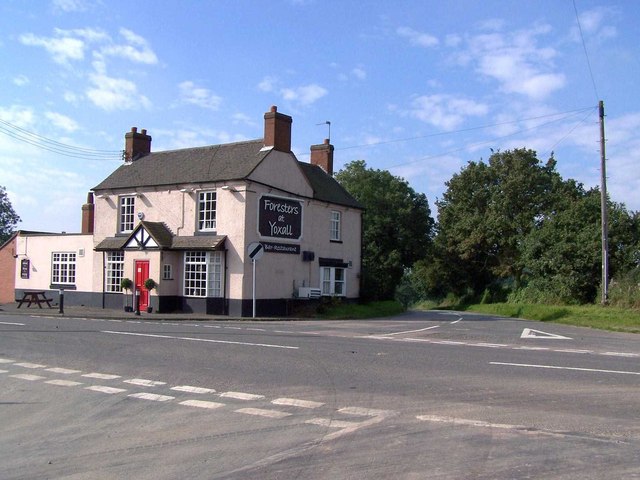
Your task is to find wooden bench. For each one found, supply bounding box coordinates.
[17,291,54,309]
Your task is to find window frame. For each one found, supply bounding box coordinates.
[330,210,341,242]
[51,252,77,286]
[105,251,124,292]
[163,264,173,280]
[197,190,217,232]
[119,195,135,233]
[320,266,346,297]
[183,251,223,298]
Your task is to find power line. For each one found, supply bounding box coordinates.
[0,118,123,160]
[573,0,600,101]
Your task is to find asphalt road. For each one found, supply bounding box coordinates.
[1,310,639,479]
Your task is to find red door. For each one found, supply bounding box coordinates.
[135,260,150,311]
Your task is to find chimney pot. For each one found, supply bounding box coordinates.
[131,127,137,133]
[81,191,95,234]
[141,129,147,135]
[270,105,277,113]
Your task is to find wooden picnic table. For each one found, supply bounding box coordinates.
[17,291,54,309]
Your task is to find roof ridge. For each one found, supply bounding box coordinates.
[149,138,263,155]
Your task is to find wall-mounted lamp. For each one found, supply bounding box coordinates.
[96,194,107,199]
[180,188,194,193]
[135,192,145,198]
[221,185,238,192]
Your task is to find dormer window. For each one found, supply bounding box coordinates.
[198,190,216,232]
[119,195,135,233]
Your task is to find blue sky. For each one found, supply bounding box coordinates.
[1,0,638,232]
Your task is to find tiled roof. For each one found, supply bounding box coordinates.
[93,140,269,191]
[93,138,362,209]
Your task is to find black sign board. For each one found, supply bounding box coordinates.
[21,259,30,279]
[258,195,303,240]
[263,242,301,255]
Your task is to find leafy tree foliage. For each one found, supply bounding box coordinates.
[0,186,20,244]
[434,149,563,294]
[335,160,435,300]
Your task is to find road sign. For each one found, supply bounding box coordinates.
[247,242,264,261]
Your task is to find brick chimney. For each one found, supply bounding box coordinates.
[81,192,95,234]
[310,139,334,176]
[263,106,292,152]
[124,127,152,161]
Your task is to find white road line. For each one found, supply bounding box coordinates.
[85,385,127,394]
[0,369,7,373]
[471,343,509,348]
[417,414,523,430]
[338,406,393,417]
[220,391,265,401]
[305,418,360,429]
[180,399,225,409]
[13,362,46,369]
[382,325,440,336]
[553,349,592,354]
[82,373,121,380]
[108,319,123,322]
[202,325,221,328]
[513,346,550,351]
[101,330,299,350]
[0,358,15,363]
[431,340,467,345]
[601,352,640,358]
[46,367,82,374]
[124,378,166,387]
[128,392,175,402]
[272,398,324,409]
[450,317,463,324]
[0,321,25,326]
[235,408,292,419]
[246,328,266,332]
[171,385,216,394]
[490,361,640,376]
[45,379,83,387]
[10,374,46,381]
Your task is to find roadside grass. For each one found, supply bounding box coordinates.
[432,302,640,334]
[319,300,405,319]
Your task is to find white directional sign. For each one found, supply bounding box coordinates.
[520,328,572,340]
[247,242,264,261]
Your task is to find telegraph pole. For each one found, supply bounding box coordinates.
[599,100,609,305]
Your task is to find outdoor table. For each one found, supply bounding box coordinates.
[16,291,54,309]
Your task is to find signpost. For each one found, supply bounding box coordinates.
[247,242,264,318]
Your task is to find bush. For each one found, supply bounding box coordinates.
[606,267,640,309]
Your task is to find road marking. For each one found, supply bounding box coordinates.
[108,319,123,322]
[246,328,266,332]
[0,369,7,373]
[417,414,523,430]
[171,385,216,394]
[180,399,225,409]
[513,346,549,351]
[0,358,15,363]
[128,392,175,402]
[13,362,46,369]
[382,325,440,336]
[101,330,299,350]
[601,352,640,358]
[236,408,292,419]
[10,374,46,381]
[305,418,360,429]
[472,342,509,348]
[272,398,324,409]
[45,379,83,387]
[0,321,25,326]
[431,340,466,345]
[46,367,82,374]
[450,317,463,324]
[86,385,127,394]
[220,391,265,401]
[521,328,572,340]
[553,349,592,354]
[82,373,121,380]
[490,362,640,376]
[124,378,167,387]
[338,406,393,417]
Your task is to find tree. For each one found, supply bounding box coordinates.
[335,160,435,300]
[0,186,20,244]
[433,149,564,296]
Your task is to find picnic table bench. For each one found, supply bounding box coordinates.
[17,291,54,309]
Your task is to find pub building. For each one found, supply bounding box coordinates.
[13,107,363,317]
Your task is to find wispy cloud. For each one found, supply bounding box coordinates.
[100,28,158,64]
[281,84,328,106]
[397,26,439,48]
[51,0,89,13]
[406,94,489,131]
[45,111,79,132]
[86,73,151,111]
[13,75,29,86]
[19,32,86,64]
[178,81,222,110]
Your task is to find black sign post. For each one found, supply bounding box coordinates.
[247,242,264,318]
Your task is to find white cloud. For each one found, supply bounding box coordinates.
[280,83,328,106]
[100,28,158,64]
[20,32,85,64]
[51,0,89,12]
[0,106,35,128]
[45,111,79,132]
[178,81,222,110]
[351,66,367,80]
[258,76,278,92]
[63,91,80,104]
[454,24,566,100]
[13,75,29,86]
[397,26,439,48]
[573,7,618,41]
[407,94,489,131]
[86,73,151,111]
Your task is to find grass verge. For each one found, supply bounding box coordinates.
[453,303,640,333]
[319,300,405,320]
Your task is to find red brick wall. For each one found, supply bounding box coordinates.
[0,236,17,304]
